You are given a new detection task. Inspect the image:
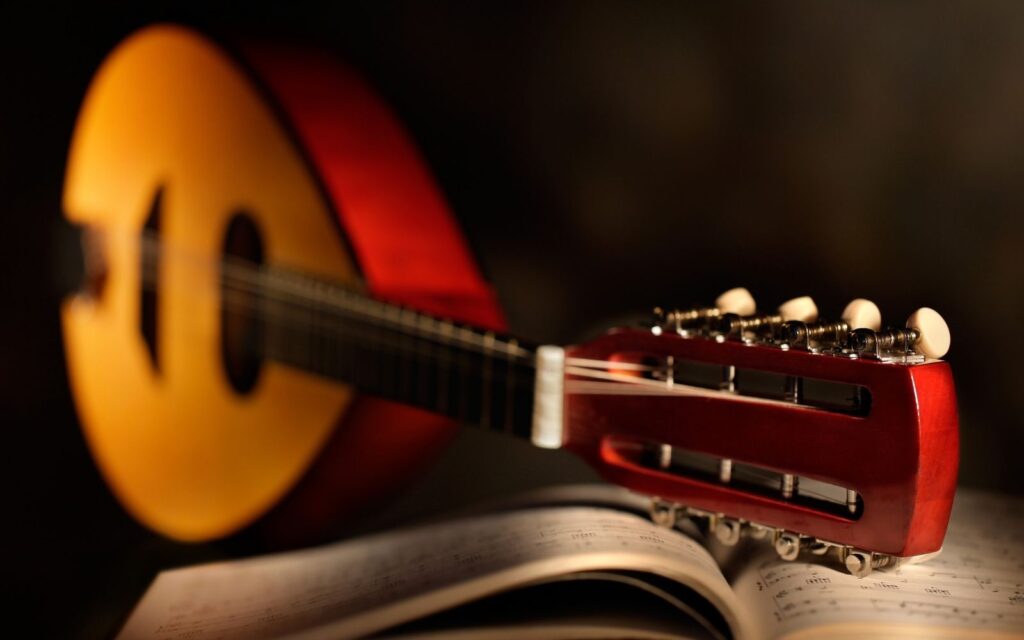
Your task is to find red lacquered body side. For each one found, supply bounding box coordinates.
[237,45,507,544]
[565,329,959,557]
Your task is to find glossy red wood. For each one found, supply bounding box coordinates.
[234,45,507,544]
[242,45,506,330]
[565,329,959,557]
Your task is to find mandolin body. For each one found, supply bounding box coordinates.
[62,25,503,543]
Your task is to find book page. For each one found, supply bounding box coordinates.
[731,489,1024,640]
[376,570,733,640]
[118,506,752,640]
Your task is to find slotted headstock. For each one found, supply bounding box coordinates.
[562,290,958,576]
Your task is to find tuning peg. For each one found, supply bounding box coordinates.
[849,307,950,360]
[715,287,756,316]
[658,287,757,336]
[778,296,818,323]
[841,298,881,331]
[717,295,818,340]
[780,297,880,352]
[906,307,950,359]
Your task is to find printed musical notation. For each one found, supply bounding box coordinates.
[737,489,1024,636]
[756,561,1023,629]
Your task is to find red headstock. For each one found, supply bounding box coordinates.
[559,291,958,575]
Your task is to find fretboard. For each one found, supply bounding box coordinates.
[230,268,538,440]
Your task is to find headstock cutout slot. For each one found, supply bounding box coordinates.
[607,351,871,416]
[608,436,863,521]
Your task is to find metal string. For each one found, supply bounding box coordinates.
[101,228,850,501]
[99,229,796,401]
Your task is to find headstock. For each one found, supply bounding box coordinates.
[561,289,958,576]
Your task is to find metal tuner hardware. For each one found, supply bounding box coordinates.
[652,291,950,362]
[599,289,958,578]
[653,287,756,337]
[647,497,936,578]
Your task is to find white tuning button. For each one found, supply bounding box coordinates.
[841,298,882,331]
[778,296,818,323]
[715,287,756,315]
[906,307,950,359]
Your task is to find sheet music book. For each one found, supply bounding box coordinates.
[117,488,1024,640]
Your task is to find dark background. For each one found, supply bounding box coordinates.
[4,2,1023,637]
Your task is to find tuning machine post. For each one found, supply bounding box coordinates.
[652,287,756,337]
[716,296,818,343]
[844,549,897,578]
[649,497,683,528]
[781,298,882,352]
[647,497,907,577]
[849,307,950,361]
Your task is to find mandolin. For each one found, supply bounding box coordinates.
[61,25,958,577]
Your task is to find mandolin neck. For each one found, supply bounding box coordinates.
[236,267,539,441]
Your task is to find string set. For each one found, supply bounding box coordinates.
[110,228,719,398]
[92,229,857,508]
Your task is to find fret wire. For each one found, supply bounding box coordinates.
[386,314,399,400]
[418,318,432,409]
[398,307,412,401]
[437,320,453,415]
[471,337,484,427]
[505,338,518,435]
[481,331,494,430]
[386,304,402,401]
[457,329,471,420]
[369,316,381,394]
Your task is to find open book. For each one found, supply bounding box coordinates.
[118,486,1024,640]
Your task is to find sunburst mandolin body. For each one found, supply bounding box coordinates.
[62,25,504,543]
